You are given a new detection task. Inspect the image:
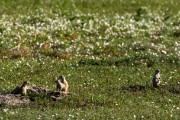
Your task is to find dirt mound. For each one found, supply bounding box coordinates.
[0,85,71,106]
[0,94,30,106]
[50,91,71,101]
[28,86,53,94]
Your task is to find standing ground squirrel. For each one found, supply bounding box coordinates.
[55,75,69,93]
[152,70,161,88]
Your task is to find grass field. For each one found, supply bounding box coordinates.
[0,0,180,119]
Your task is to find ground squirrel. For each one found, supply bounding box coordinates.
[11,81,29,95]
[55,75,69,93]
[152,70,161,88]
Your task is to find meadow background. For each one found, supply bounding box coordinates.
[0,0,179,119]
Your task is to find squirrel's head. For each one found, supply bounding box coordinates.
[154,69,160,74]
[22,81,29,86]
[58,75,65,80]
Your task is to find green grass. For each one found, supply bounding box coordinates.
[0,0,180,119]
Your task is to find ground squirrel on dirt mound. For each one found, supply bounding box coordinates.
[55,75,69,93]
[11,81,29,95]
[152,70,161,88]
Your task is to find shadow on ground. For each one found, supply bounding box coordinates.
[120,84,180,94]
